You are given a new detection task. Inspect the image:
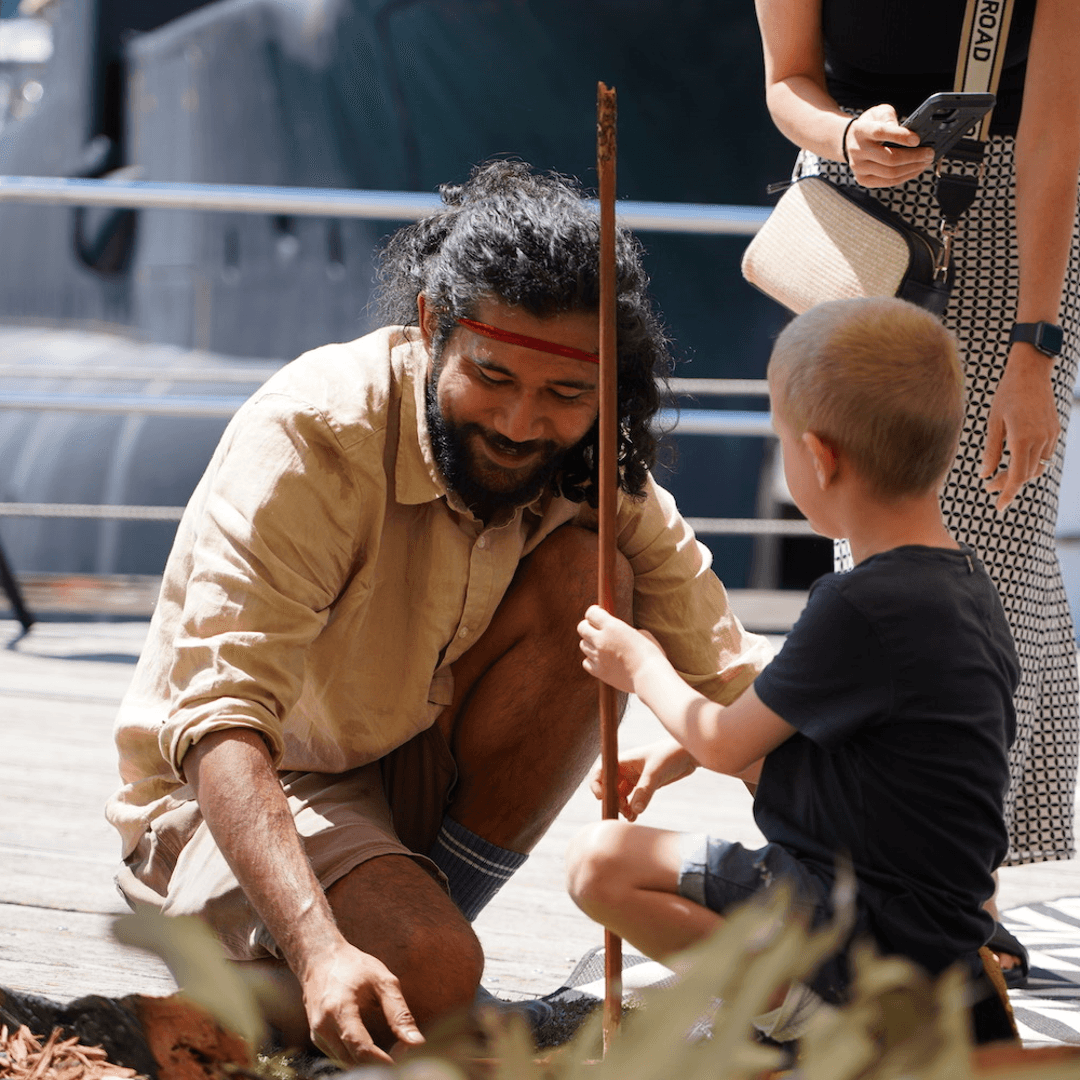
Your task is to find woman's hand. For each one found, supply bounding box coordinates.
[979,343,1061,512]
[844,104,935,187]
[588,737,698,821]
[577,604,669,695]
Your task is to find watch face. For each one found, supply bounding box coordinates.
[1039,323,1064,356]
[1014,322,1064,356]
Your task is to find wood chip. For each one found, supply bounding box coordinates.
[0,1023,144,1080]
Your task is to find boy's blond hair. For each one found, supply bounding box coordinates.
[768,298,965,498]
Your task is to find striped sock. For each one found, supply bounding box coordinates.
[428,816,527,922]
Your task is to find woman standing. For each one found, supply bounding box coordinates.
[753,0,1080,981]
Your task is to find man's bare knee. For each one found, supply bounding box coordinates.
[328,855,483,1028]
[443,526,633,851]
[396,910,484,1026]
[522,524,632,623]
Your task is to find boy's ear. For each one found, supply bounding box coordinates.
[802,431,839,489]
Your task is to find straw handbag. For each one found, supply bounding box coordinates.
[741,174,952,316]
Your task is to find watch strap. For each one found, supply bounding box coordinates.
[1010,322,1064,357]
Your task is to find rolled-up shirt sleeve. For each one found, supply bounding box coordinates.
[617,475,774,704]
[160,392,365,778]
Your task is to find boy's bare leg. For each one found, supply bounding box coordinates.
[566,821,721,960]
[569,822,796,1022]
[440,524,633,852]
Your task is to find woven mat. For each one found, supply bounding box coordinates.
[542,901,1080,1048]
[1001,897,1080,1046]
[543,945,677,1006]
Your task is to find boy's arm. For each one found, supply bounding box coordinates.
[578,606,795,777]
[635,668,794,776]
[588,736,699,820]
[737,758,764,793]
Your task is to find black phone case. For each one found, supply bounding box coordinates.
[898,92,996,157]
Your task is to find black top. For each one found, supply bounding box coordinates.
[822,0,1037,135]
[754,545,1018,977]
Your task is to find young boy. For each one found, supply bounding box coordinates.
[570,297,1018,1038]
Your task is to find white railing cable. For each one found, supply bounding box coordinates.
[0,503,184,520]
[0,392,247,418]
[668,378,770,397]
[0,364,280,383]
[0,368,773,395]
[0,175,771,235]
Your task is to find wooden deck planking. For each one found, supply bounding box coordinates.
[1,620,174,1001]
[0,617,767,1004]
[0,905,176,1001]
[3,616,1080,1011]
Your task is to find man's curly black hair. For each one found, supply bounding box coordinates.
[375,159,671,503]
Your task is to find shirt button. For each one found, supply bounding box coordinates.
[458,627,469,638]
[476,536,487,549]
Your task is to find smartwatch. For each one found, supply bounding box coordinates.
[1010,321,1064,357]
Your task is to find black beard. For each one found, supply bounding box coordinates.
[425,374,568,522]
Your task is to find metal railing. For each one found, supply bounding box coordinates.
[0,363,281,383]
[3,326,1077,542]
[1,176,1076,550]
[0,175,771,235]
[0,361,797,533]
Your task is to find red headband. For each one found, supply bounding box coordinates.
[456,317,599,364]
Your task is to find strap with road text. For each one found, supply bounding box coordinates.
[954,0,1017,141]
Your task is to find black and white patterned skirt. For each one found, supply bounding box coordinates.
[802,138,1080,865]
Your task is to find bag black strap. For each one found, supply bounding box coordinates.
[934,138,984,278]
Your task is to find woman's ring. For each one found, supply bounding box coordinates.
[1039,458,1052,466]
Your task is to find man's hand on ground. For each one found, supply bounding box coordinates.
[300,940,424,1065]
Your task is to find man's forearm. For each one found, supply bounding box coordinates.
[184,728,345,980]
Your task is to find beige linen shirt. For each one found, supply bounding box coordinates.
[106,326,773,859]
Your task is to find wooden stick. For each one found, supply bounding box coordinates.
[596,79,622,1055]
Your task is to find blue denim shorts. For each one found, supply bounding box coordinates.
[677,833,862,1002]
[678,833,832,920]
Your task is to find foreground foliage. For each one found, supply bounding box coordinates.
[115,879,1080,1080]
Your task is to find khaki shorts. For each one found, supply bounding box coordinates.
[116,725,456,961]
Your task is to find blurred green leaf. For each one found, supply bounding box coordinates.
[114,905,268,1050]
[113,869,1080,1080]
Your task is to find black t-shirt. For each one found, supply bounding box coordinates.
[754,545,1018,976]
[822,0,1037,135]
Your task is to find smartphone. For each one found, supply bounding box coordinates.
[891,91,996,158]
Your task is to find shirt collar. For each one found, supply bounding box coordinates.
[394,333,446,506]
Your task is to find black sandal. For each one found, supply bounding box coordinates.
[987,921,1030,989]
